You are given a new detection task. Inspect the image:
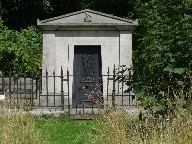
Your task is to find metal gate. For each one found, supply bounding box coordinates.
[73,45,102,107]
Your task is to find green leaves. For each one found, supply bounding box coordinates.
[152,105,165,113]
[163,66,185,74]
[0,25,42,75]
[163,66,173,73]
[173,68,185,74]
[135,91,145,99]
[131,0,192,115]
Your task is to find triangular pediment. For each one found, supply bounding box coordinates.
[37,9,138,30]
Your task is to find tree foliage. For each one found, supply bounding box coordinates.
[130,0,192,114]
[0,22,42,75]
[0,0,137,30]
[0,0,47,30]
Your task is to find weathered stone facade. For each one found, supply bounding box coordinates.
[37,9,137,107]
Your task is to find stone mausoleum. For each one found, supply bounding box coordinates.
[37,9,137,108]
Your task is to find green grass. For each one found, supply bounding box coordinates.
[35,115,100,144]
[1,108,191,144]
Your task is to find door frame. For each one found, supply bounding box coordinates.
[72,45,103,107]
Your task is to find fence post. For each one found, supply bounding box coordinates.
[2,72,4,96]
[61,67,64,110]
[53,70,56,106]
[46,69,48,106]
[67,69,70,114]
[31,72,34,106]
[112,65,116,108]
[107,67,109,108]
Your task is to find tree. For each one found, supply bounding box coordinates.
[1,0,138,30]
[0,23,42,75]
[119,0,192,115]
[135,0,192,114]
[92,0,136,18]
[1,0,46,30]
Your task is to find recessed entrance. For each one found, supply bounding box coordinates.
[72,45,102,107]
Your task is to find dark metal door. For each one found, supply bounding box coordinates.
[73,45,102,107]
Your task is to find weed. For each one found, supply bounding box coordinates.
[98,108,192,144]
[0,101,46,144]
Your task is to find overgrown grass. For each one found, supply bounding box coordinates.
[0,108,46,144]
[1,101,191,144]
[98,108,192,144]
[0,107,101,144]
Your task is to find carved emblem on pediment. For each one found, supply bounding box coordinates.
[83,13,92,22]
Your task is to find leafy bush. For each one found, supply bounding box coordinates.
[0,22,42,76]
[119,0,192,115]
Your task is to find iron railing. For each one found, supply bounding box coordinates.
[0,67,135,115]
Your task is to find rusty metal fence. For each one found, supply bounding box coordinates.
[0,67,135,115]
